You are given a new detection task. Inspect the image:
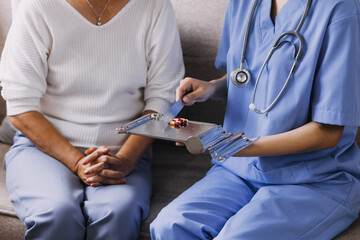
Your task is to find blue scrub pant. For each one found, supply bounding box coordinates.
[5,132,152,240]
[150,165,358,240]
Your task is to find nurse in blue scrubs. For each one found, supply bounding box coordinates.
[151,0,360,239]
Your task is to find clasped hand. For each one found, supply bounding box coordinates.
[75,146,133,187]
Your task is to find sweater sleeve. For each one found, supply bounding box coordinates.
[0,0,51,116]
[143,0,185,114]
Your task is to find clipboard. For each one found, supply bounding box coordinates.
[116,113,258,161]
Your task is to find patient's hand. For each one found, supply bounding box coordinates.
[79,146,130,187]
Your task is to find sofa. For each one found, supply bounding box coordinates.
[1,0,360,239]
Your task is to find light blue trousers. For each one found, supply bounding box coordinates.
[5,132,152,240]
[151,164,359,240]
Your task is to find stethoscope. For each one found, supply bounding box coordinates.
[231,0,312,114]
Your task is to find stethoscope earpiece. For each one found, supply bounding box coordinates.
[230,68,251,88]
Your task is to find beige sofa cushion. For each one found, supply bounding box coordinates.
[171,0,226,81]
[0,117,16,144]
[0,0,11,121]
[0,0,11,55]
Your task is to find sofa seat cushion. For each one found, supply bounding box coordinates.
[0,143,12,213]
[0,143,26,239]
[0,117,16,145]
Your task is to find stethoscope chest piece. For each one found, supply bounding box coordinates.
[230,67,251,88]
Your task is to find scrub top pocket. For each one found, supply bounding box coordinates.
[250,161,312,184]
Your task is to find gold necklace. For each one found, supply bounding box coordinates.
[86,0,111,26]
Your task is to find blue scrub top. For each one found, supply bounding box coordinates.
[215,0,360,185]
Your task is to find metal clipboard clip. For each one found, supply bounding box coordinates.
[116,113,163,132]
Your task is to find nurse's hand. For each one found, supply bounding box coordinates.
[176,77,217,106]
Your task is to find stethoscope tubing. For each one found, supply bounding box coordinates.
[250,31,303,114]
[239,0,260,70]
[234,0,312,114]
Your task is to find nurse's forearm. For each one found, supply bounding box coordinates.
[209,74,228,100]
[9,111,84,173]
[236,121,344,157]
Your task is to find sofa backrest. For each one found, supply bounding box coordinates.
[170,0,226,80]
[170,0,227,124]
[0,0,12,121]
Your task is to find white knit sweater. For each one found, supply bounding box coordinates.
[0,0,184,150]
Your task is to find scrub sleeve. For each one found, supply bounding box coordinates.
[311,15,360,127]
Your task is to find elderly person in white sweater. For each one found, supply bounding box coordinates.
[0,0,184,239]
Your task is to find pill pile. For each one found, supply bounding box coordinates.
[169,118,188,128]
